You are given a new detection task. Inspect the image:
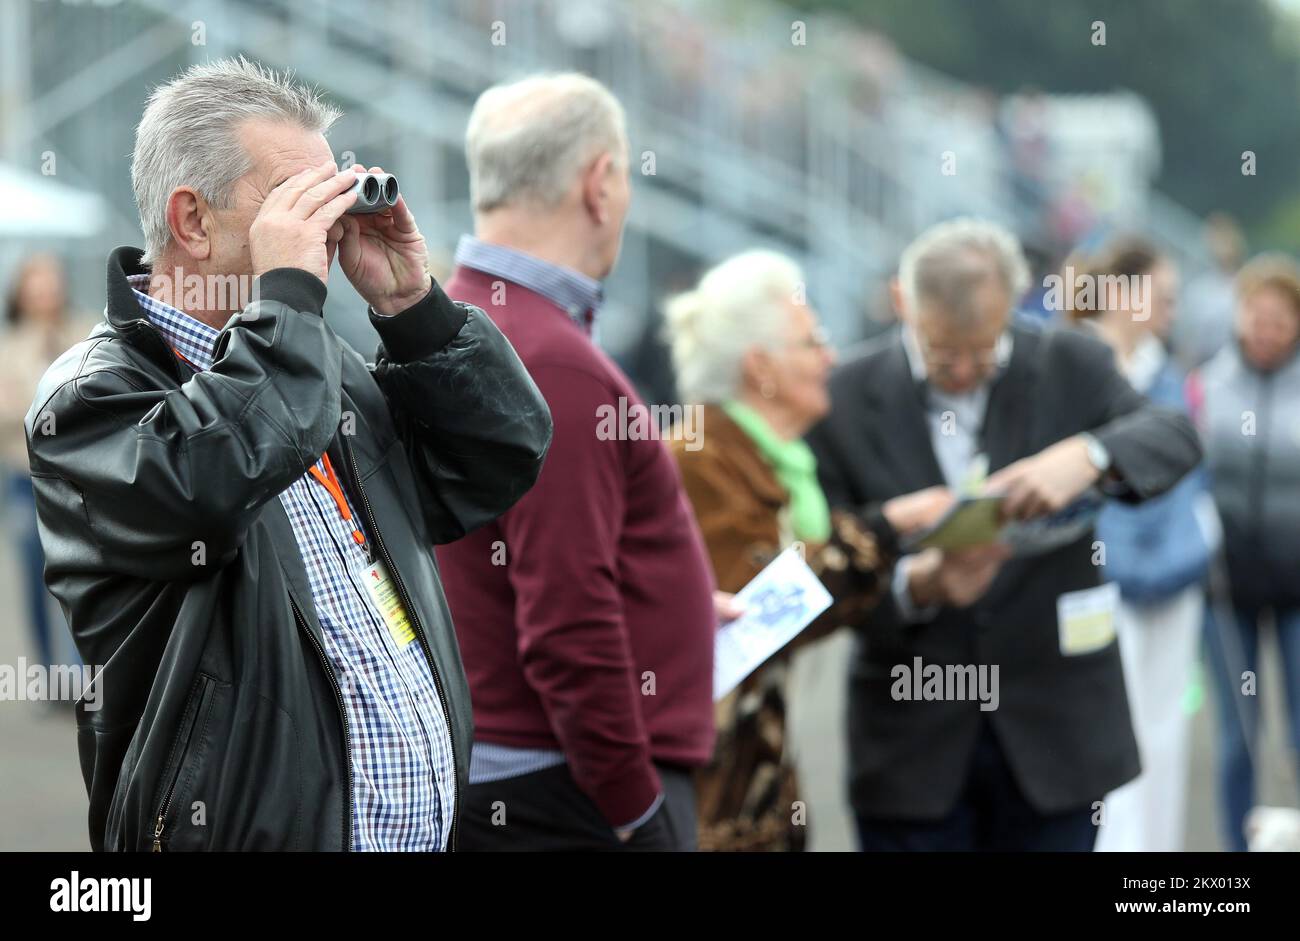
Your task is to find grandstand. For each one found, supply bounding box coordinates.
[0,0,1209,355]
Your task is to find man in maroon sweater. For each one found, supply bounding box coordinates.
[437,73,721,850]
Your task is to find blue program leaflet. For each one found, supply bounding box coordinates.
[713,546,833,701]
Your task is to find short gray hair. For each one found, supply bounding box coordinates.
[898,217,1031,323]
[132,56,341,266]
[465,72,627,213]
[666,250,804,403]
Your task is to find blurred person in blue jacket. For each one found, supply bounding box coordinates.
[1066,237,1216,852]
[1191,253,1300,852]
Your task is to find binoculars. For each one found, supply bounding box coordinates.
[345,172,400,214]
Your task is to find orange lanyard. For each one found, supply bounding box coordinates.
[307,454,368,555]
[171,345,200,371]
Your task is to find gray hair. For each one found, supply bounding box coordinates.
[465,72,627,213]
[132,56,341,266]
[666,250,804,403]
[898,217,1031,323]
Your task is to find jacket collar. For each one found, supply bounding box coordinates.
[104,246,184,380]
[105,246,150,328]
[869,336,946,490]
[700,404,789,507]
[864,323,1043,489]
[979,324,1041,473]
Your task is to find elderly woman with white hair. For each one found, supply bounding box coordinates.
[666,250,950,851]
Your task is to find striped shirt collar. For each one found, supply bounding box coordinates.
[453,234,603,335]
[127,273,220,371]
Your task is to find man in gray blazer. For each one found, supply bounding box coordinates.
[807,218,1202,851]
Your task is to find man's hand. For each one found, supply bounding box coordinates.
[337,164,432,316]
[714,591,745,624]
[907,544,1011,609]
[982,435,1101,522]
[882,486,955,535]
[250,161,359,283]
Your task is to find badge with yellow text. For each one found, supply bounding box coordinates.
[358,560,416,647]
[1057,582,1119,656]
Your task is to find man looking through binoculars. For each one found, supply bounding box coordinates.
[23,57,552,851]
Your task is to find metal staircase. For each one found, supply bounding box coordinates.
[2,0,1210,349]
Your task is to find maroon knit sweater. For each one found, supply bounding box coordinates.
[437,264,716,826]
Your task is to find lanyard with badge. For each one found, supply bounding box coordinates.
[168,343,417,647]
[308,453,417,648]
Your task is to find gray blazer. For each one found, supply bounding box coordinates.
[1198,341,1300,608]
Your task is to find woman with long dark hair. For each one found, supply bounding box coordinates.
[0,254,88,669]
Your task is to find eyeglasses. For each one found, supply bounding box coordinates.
[914,329,1004,369]
[789,325,832,352]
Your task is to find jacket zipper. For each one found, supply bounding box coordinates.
[152,675,213,852]
[127,311,358,849]
[292,599,354,851]
[341,436,460,851]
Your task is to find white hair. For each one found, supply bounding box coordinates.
[465,72,627,213]
[667,250,805,404]
[131,56,341,266]
[897,217,1031,323]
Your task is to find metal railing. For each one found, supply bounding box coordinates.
[3,0,1212,343]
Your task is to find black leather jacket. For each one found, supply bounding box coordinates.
[25,248,552,851]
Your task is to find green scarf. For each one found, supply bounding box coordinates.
[722,400,831,542]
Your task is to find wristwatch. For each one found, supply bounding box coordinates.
[1080,432,1112,475]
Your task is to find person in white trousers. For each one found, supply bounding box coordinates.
[1062,236,1215,852]
[1100,588,1205,851]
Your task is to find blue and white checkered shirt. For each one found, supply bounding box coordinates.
[128,274,455,851]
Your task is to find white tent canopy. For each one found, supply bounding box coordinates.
[0,162,107,238]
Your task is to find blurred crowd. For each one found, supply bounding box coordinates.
[648,210,1300,852]
[5,62,1299,853]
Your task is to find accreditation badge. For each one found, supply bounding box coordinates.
[1056,582,1119,656]
[358,560,417,647]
